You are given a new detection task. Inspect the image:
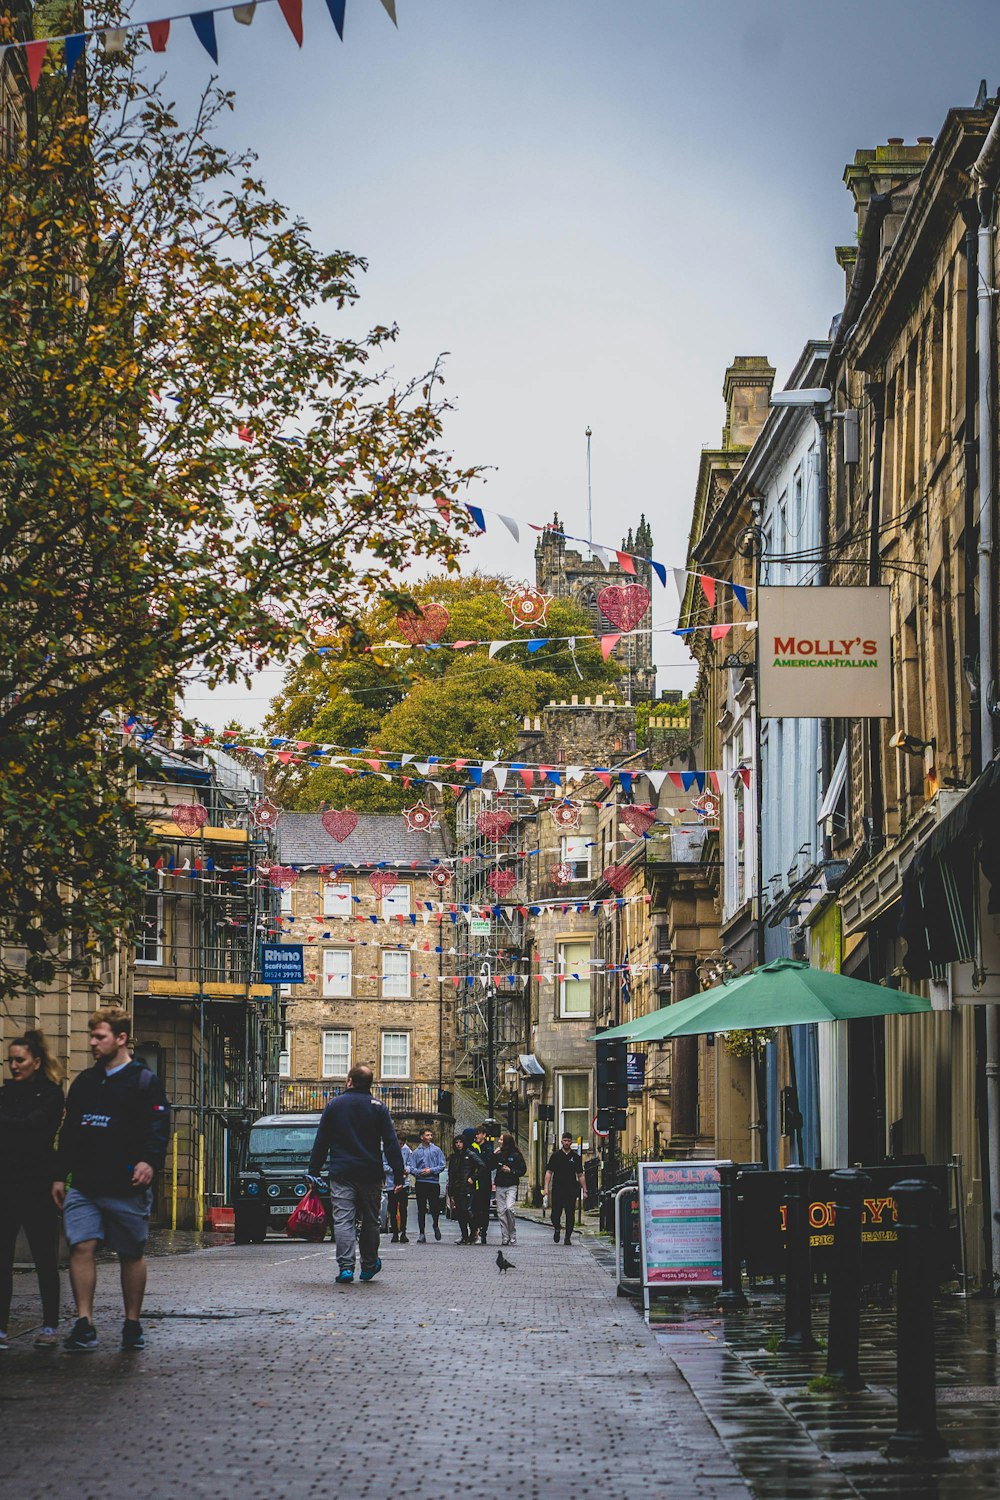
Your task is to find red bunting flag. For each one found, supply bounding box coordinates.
[147,19,170,51]
[700,575,716,607]
[711,624,732,641]
[25,39,48,89]
[277,0,304,45]
[737,767,752,789]
[600,633,622,661]
[615,551,637,575]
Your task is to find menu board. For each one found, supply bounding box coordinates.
[638,1161,722,1287]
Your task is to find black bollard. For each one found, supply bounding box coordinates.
[825,1168,870,1390]
[886,1179,949,1459]
[715,1161,748,1310]
[779,1164,818,1351]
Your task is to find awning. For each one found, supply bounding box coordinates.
[899,755,1000,978]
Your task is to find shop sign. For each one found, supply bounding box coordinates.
[638,1161,722,1287]
[626,1051,646,1094]
[757,586,892,718]
[261,943,304,985]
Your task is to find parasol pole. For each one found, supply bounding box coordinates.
[750,1029,769,1171]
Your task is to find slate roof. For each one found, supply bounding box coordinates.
[278,812,451,868]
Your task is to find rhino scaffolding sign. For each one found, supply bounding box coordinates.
[757,586,892,718]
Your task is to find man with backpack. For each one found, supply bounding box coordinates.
[52,1007,171,1352]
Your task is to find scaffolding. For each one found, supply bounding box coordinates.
[133,745,281,1224]
[454,789,532,1117]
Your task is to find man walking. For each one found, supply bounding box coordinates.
[389,1131,412,1243]
[544,1133,585,1246]
[409,1127,446,1242]
[308,1064,405,1284]
[467,1124,495,1245]
[52,1007,171,1352]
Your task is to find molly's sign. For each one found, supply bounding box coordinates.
[757,585,892,718]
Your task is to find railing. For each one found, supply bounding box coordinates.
[279,1080,446,1116]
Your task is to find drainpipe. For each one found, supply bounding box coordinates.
[972,117,1000,1292]
[865,379,886,843]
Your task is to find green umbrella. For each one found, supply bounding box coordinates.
[590,957,931,1042]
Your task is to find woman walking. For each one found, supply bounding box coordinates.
[0,1030,65,1349]
[492,1132,526,1248]
[446,1135,472,1244]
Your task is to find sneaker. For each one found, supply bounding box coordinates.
[335,1268,354,1284]
[64,1318,98,1352]
[399,1234,409,1244]
[121,1320,145,1350]
[417,1233,427,1243]
[34,1329,59,1349]
[553,1230,560,1243]
[433,1225,442,1241]
[359,1257,382,1282]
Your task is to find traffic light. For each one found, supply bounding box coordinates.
[596,1034,628,1112]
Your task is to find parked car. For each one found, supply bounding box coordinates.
[234,1112,329,1244]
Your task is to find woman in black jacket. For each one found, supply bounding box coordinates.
[446,1136,473,1244]
[0,1030,65,1349]
[492,1132,527,1248]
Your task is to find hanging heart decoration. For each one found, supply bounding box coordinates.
[369,870,400,899]
[268,865,299,890]
[505,585,551,629]
[550,801,581,829]
[603,865,631,894]
[597,584,651,632]
[430,866,453,889]
[396,604,450,645]
[476,810,513,842]
[322,808,359,842]
[619,804,657,837]
[250,799,280,830]
[402,800,435,832]
[550,863,573,887]
[487,868,517,898]
[172,803,208,836]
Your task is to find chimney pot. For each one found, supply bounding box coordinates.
[917,136,933,145]
[887,136,904,146]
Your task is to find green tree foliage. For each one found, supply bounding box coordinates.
[264,574,619,812]
[0,9,477,1000]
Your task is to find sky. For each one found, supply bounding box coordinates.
[113,0,1000,729]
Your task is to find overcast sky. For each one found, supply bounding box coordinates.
[132,0,999,728]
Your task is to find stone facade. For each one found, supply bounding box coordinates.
[277,812,455,1145]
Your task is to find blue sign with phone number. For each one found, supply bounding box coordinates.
[261,944,304,984]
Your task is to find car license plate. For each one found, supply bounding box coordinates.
[270,1204,293,1215]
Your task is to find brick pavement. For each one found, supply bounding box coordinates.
[0,1217,749,1500]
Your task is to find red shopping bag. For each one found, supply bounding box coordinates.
[287,1186,328,1241]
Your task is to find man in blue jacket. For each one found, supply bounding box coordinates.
[409,1127,446,1242]
[308,1064,405,1284]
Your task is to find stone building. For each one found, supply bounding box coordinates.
[276,813,455,1143]
[535,516,656,703]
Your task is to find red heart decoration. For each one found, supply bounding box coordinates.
[476,810,513,842]
[620,804,657,837]
[369,870,400,899]
[173,804,208,836]
[598,584,651,632]
[268,865,299,890]
[322,809,358,842]
[603,865,631,894]
[395,604,450,645]
[487,868,517,898]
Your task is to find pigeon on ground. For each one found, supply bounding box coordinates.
[496,1250,515,1273]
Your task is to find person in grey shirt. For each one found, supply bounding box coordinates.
[409,1127,446,1242]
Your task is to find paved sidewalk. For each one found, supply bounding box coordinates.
[1,1217,749,1500]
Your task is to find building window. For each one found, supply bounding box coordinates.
[322,949,352,998]
[280,884,294,915]
[322,881,352,919]
[558,941,591,1018]
[561,835,590,880]
[381,883,411,920]
[382,950,411,998]
[136,867,163,965]
[322,1030,352,1079]
[558,1073,590,1145]
[381,1031,411,1079]
[279,1030,292,1079]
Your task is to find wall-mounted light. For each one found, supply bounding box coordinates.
[890,729,936,755]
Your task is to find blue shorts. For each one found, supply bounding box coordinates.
[63,1187,152,1258]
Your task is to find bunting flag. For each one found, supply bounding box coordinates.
[64,33,87,75]
[600,633,621,661]
[323,0,344,38]
[189,11,218,61]
[148,19,170,51]
[277,0,304,45]
[25,38,48,88]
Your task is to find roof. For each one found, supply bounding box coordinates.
[278,811,451,868]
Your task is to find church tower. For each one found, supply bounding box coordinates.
[534,513,656,703]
